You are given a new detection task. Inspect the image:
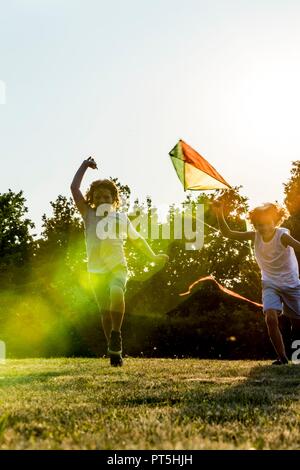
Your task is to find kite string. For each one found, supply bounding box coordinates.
[201,220,252,248]
[187,206,251,247]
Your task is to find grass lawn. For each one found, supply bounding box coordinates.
[0,358,299,449]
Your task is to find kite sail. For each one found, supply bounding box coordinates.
[180,275,263,308]
[169,139,231,191]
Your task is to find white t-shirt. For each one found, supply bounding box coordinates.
[82,207,139,274]
[254,227,300,287]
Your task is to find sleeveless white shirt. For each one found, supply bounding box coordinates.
[254,227,300,287]
[82,207,138,274]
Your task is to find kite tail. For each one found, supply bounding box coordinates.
[180,275,263,308]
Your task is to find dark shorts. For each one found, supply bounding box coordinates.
[262,281,300,320]
[89,267,127,311]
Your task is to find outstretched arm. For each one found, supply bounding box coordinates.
[212,201,255,242]
[281,233,300,252]
[70,157,97,217]
[127,218,169,264]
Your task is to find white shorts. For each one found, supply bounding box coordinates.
[262,281,300,320]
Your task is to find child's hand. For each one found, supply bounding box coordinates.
[153,253,169,265]
[83,156,98,169]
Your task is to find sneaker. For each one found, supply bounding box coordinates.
[108,330,122,355]
[272,357,289,365]
[108,331,123,367]
[110,354,123,367]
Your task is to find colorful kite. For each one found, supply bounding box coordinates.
[169,139,231,191]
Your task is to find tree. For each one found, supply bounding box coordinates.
[38,195,84,266]
[283,161,300,265]
[0,189,35,284]
[284,161,300,216]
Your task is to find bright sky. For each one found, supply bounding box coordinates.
[1,0,300,236]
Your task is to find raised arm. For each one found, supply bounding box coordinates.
[212,201,255,242]
[70,157,97,217]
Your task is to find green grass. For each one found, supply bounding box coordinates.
[0,358,300,449]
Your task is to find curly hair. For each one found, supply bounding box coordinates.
[248,202,289,228]
[85,179,121,209]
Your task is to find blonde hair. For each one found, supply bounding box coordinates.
[85,179,121,209]
[248,202,289,228]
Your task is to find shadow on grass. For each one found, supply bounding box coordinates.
[176,364,300,427]
[0,370,72,388]
[1,361,300,426]
[121,363,300,426]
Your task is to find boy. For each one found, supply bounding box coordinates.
[212,201,300,365]
[71,157,168,366]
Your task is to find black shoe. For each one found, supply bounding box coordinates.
[272,357,289,365]
[110,354,123,367]
[108,330,122,355]
[108,331,123,367]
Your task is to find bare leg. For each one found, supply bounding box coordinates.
[92,290,111,343]
[90,274,112,342]
[101,310,112,343]
[109,286,125,332]
[278,314,292,358]
[265,309,288,361]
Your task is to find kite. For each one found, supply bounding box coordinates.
[169,139,231,191]
[180,275,263,308]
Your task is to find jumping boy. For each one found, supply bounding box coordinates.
[71,157,168,366]
[212,201,300,365]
